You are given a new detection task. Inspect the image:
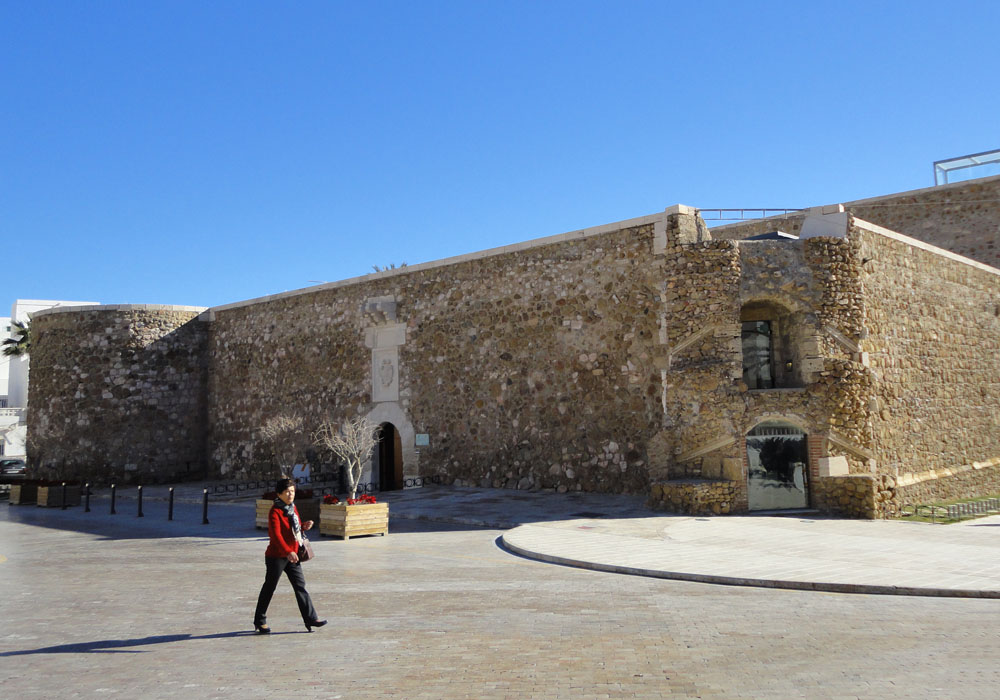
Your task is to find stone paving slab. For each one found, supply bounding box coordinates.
[502,512,1000,598]
[4,483,1000,699]
[10,481,1000,597]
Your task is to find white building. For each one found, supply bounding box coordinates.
[0,316,10,409]
[1,299,98,457]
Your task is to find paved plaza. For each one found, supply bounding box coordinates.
[2,485,1000,699]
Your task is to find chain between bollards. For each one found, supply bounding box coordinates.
[202,488,209,524]
[168,487,174,521]
[110,484,117,514]
[137,485,144,518]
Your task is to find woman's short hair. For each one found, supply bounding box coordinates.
[275,478,295,493]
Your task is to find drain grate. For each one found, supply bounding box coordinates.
[571,511,607,518]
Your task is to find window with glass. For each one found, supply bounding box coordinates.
[741,320,774,389]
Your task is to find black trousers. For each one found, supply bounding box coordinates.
[254,556,318,626]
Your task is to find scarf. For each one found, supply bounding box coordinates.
[274,497,304,546]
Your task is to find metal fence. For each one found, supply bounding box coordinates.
[207,471,443,499]
[901,497,1000,523]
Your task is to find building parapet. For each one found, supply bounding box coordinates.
[31,304,209,320]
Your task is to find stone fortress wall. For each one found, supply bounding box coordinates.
[856,221,1000,506]
[713,174,1000,269]
[28,305,209,483]
[205,218,666,494]
[24,176,1000,516]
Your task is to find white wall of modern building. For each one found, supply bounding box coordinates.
[2,300,99,458]
[0,316,10,408]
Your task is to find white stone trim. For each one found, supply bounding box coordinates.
[676,434,737,463]
[851,218,1000,277]
[365,402,419,484]
[710,173,1000,236]
[33,304,208,319]
[826,431,875,462]
[840,172,1000,208]
[210,211,666,313]
[667,324,718,359]
[823,325,861,354]
[896,456,1000,488]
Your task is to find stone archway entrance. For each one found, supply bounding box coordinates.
[376,422,403,491]
[746,421,809,510]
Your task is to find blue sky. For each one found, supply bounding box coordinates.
[3,1,998,315]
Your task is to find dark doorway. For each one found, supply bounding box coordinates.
[746,421,809,510]
[377,423,403,491]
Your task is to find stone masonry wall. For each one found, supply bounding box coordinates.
[810,475,879,519]
[648,479,736,515]
[712,175,1000,269]
[27,306,209,483]
[896,459,1000,505]
[207,223,666,493]
[857,221,1000,499]
[657,230,875,513]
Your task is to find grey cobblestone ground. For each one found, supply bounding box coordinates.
[2,486,1000,699]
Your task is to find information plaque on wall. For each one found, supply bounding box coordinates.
[415,434,430,446]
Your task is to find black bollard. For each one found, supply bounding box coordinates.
[137,485,144,518]
[202,488,209,525]
[110,484,117,514]
[85,482,91,512]
[61,482,67,510]
[168,487,174,521]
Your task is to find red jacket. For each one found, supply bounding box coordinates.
[265,505,302,558]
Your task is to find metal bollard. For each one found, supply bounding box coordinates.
[110,484,117,514]
[85,482,91,512]
[137,485,144,518]
[61,482,67,510]
[168,487,174,521]
[202,488,209,525]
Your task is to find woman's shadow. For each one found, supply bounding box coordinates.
[0,630,285,656]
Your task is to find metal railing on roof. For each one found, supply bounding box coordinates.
[934,148,1000,185]
[699,208,803,222]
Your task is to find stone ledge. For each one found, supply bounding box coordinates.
[33,303,208,318]
[209,211,666,314]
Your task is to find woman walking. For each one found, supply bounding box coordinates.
[253,478,327,634]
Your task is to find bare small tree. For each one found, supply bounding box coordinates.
[314,416,381,500]
[259,414,308,476]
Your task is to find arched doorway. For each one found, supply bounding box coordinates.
[746,420,809,510]
[376,422,403,491]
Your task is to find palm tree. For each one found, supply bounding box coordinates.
[2,320,30,357]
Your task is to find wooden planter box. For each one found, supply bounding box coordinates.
[9,483,38,505]
[37,484,82,508]
[319,502,389,540]
[255,498,320,529]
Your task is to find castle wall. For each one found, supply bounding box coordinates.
[652,228,876,515]
[856,219,1000,504]
[206,222,667,493]
[27,305,209,482]
[712,175,1000,270]
[22,184,1000,516]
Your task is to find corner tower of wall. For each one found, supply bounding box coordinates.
[854,218,1000,505]
[28,304,209,482]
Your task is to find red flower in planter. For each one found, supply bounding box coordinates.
[322,494,339,505]
[347,494,377,505]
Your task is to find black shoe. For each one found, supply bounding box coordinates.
[304,619,327,631]
[255,624,271,635]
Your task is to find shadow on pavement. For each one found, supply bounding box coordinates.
[2,484,662,541]
[0,631,257,656]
